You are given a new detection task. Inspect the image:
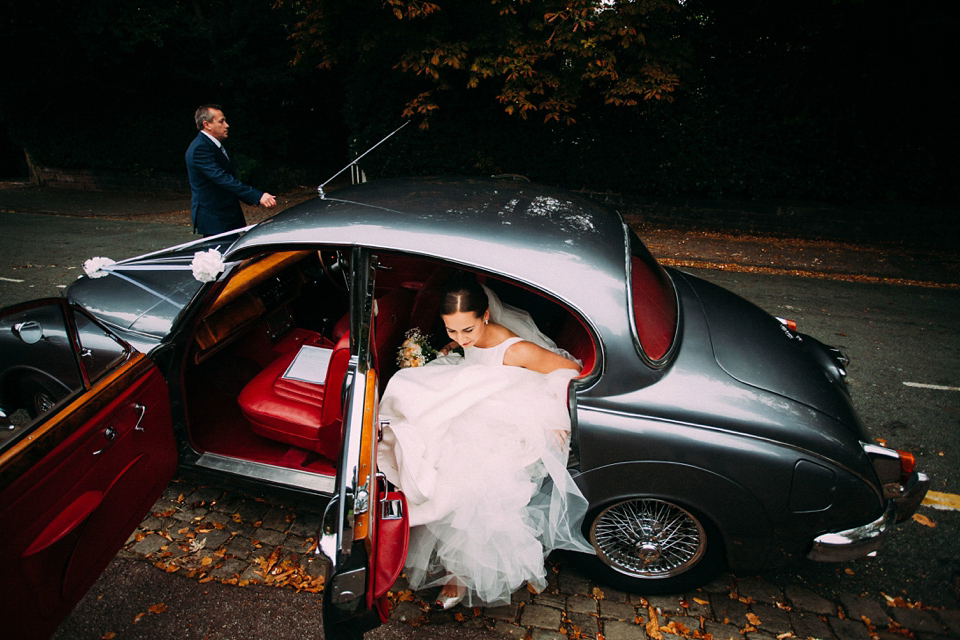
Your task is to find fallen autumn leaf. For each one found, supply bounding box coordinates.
[911,513,936,528]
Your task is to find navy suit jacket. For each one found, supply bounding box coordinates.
[185,132,263,236]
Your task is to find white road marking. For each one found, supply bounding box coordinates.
[0,276,25,283]
[903,382,960,392]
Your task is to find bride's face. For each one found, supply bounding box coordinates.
[442,310,489,349]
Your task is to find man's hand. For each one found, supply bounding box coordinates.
[260,193,277,208]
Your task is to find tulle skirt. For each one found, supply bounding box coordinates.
[377,361,592,607]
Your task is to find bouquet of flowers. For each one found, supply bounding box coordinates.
[397,328,438,368]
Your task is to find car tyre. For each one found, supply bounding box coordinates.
[577,497,725,594]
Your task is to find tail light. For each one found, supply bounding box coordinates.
[863,443,917,499]
[897,449,916,482]
[776,317,798,331]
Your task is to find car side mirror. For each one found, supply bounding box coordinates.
[13,321,44,345]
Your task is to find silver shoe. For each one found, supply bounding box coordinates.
[434,589,465,610]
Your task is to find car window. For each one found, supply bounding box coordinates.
[372,252,598,381]
[629,232,678,362]
[73,309,129,383]
[0,302,85,452]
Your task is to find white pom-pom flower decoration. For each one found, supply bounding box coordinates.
[190,249,225,283]
[83,256,115,279]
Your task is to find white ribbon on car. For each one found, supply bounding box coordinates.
[80,249,227,308]
[96,268,184,308]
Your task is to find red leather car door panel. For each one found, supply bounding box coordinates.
[0,354,176,640]
[372,482,410,621]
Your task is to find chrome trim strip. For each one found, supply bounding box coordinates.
[195,453,335,494]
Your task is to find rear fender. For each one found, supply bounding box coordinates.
[575,461,773,571]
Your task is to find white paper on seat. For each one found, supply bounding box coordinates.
[282,345,333,384]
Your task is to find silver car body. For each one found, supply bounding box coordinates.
[65,177,928,587]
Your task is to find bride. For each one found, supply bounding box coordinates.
[376,274,592,610]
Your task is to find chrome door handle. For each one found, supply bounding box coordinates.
[133,403,146,431]
[93,427,118,455]
[381,498,404,520]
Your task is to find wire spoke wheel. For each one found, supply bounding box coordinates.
[590,498,707,579]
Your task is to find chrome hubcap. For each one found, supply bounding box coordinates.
[591,498,706,578]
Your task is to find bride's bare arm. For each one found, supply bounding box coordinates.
[503,340,581,374]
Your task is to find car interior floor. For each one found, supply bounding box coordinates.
[183,336,338,476]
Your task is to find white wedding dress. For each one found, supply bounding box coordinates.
[377,290,592,608]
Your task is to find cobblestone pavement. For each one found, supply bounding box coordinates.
[126,476,959,640]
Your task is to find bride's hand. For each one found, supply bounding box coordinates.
[551,429,570,452]
[439,341,460,356]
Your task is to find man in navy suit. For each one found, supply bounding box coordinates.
[185,104,276,236]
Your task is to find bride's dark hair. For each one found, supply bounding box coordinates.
[440,273,489,317]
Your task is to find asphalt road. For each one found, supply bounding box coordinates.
[2,210,958,636]
[0,211,196,303]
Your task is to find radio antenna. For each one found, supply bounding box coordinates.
[317,120,411,199]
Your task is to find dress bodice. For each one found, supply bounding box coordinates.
[463,336,523,367]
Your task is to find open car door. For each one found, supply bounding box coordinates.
[319,250,410,639]
[0,299,178,640]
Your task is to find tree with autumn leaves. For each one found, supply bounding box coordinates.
[284,0,689,127]
[281,0,954,204]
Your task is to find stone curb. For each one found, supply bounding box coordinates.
[125,476,960,639]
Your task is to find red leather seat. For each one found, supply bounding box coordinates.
[238,331,350,459]
[331,288,415,381]
[371,288,415,380]
[556,315,596,376]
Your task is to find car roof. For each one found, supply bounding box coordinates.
[228,177,631,326]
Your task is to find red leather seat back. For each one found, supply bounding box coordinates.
[555,314,596,376]
[371,288,415,381]
[409,267,456,334]
[320,331,351,428]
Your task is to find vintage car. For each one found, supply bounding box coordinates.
[0,177,928,638]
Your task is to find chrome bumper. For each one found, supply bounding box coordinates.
[807,471,929,562]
